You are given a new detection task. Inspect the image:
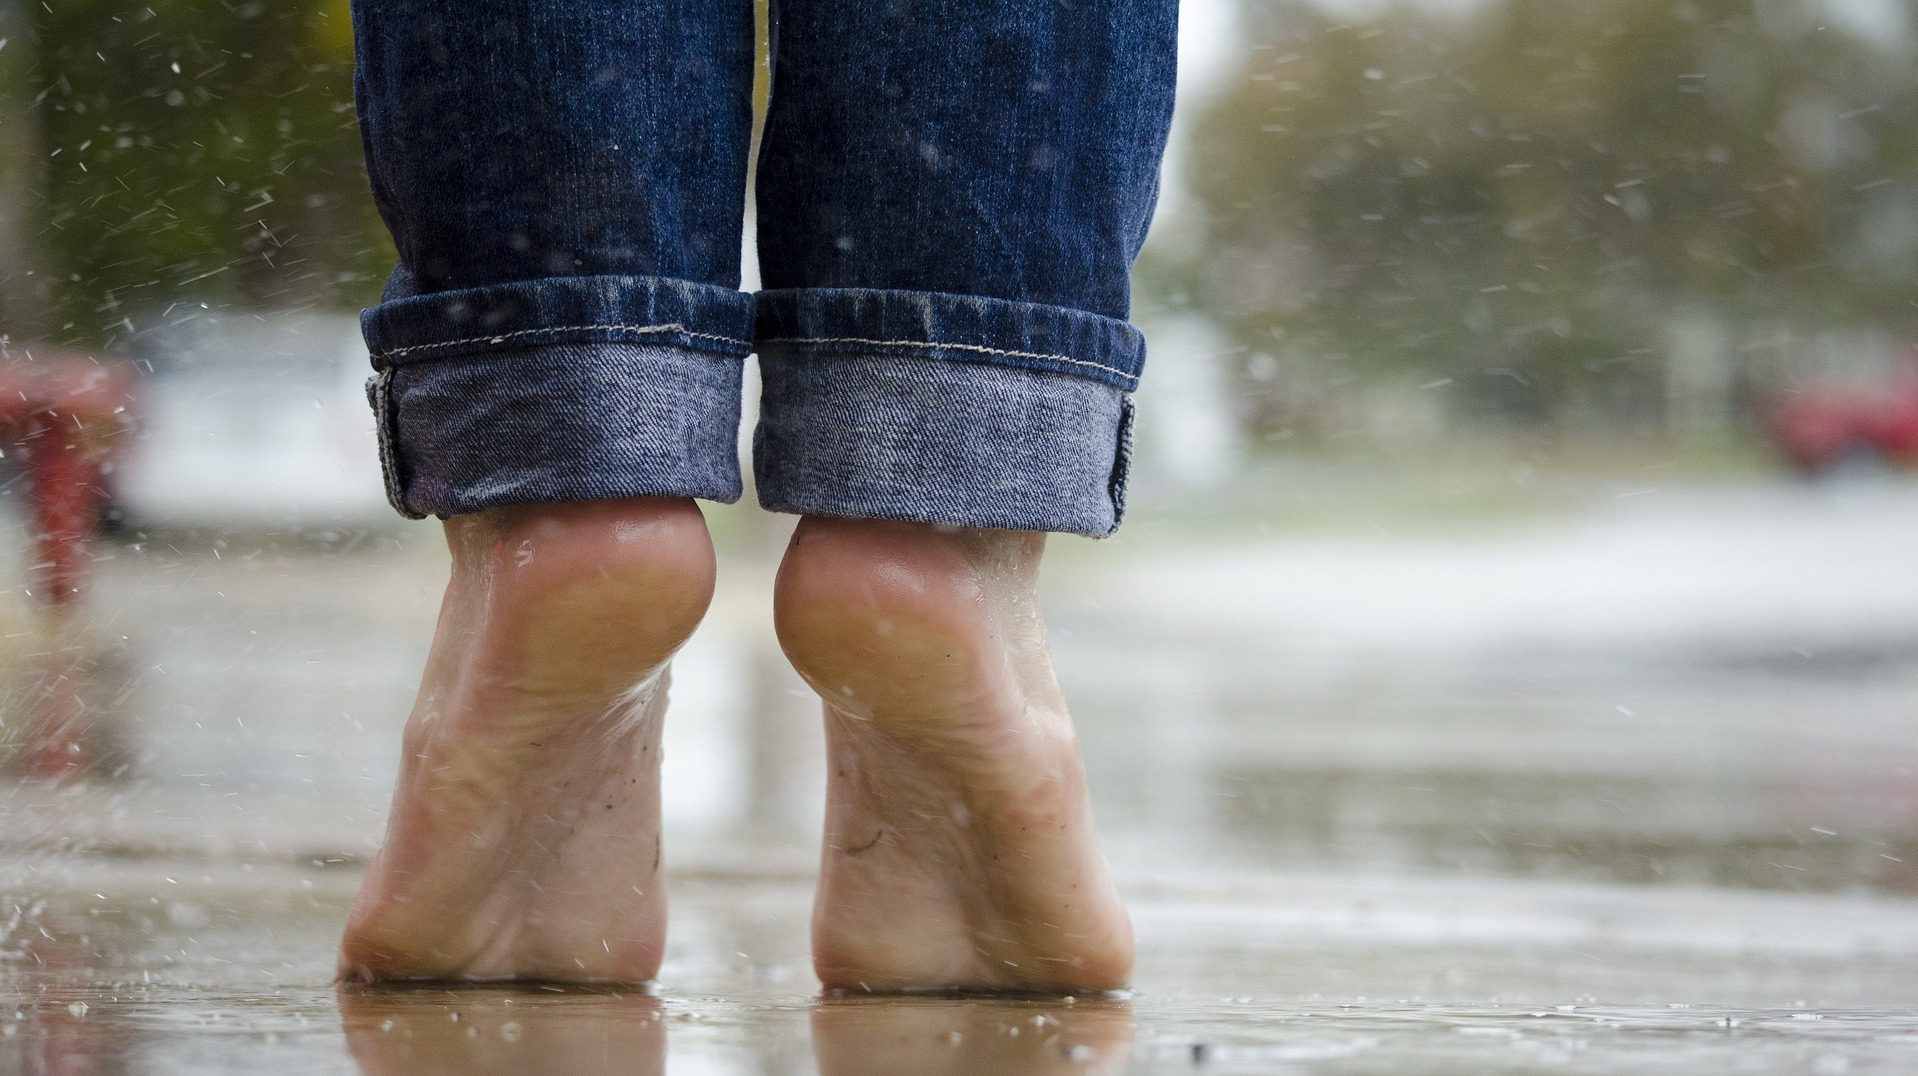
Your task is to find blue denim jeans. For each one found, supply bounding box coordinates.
[352,0,1176,536]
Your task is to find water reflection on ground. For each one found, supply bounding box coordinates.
[2,479,1917,1071]
[342,987,1135,1076]
[6,860,1918,1074]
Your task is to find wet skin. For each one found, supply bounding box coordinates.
[777,518,1133,993]
[338,500,1131,992]
[339,498,711,983]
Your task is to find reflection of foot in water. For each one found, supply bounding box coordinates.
[812,994,1134,1075]
[775,518,1134,993]
[338,498,713,983]
[339,985,665,1076]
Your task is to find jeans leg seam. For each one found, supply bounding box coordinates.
[757,335,1136,384]
[374,322,751,363]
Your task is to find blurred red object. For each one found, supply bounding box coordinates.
[0,350,137,780]
[1772,367,1918,475]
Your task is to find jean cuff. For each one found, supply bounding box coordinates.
[363,275,752,519]
[368,342,746,519]
[753,288,1145,393]
[753,339,1136,538]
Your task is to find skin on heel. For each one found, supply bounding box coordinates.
[338,497,712,984]
[774,516,1133,993]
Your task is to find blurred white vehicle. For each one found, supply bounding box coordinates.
[116,310,398,533]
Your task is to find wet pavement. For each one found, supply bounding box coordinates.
[3,477,1918,1073]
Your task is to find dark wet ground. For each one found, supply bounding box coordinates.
[4,479,1918,1073]
[8,857,1918,1074]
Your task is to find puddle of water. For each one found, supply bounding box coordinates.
[5,862,1918,1074]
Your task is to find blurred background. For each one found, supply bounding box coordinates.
[1,0,1918,1070]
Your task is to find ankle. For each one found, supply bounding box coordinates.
[772,517,1056,721]
[439,497,716,699]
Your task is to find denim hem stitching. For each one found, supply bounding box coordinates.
[373,322,752,362]
[756,335,1136,383]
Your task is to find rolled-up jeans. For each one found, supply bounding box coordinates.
[351,0,1176,537]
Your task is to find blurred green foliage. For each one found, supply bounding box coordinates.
[21,0,388,347]
[1166,0,1918,432]
[8,0,777,352]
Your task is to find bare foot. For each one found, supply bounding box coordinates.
[338,497,714,983]
[774,517,1133,993]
